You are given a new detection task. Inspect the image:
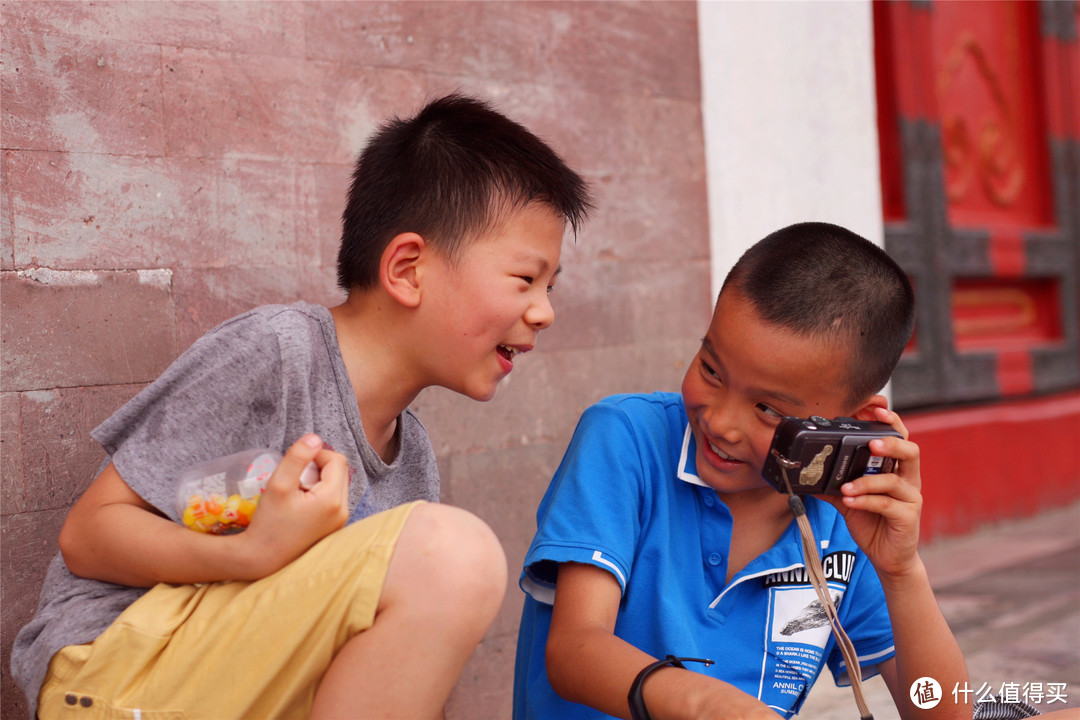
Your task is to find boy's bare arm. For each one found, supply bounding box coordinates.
[546,562,779,720]
[830,407,970,720]
[59,435,350,587]
[875,563,971,720]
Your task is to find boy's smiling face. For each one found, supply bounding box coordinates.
[421,202,565,401]
[681,288,864,494]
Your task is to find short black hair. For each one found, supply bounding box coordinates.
[337,93,592,291]
[720,221,915,406]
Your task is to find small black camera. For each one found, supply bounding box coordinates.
[761,416,902,495]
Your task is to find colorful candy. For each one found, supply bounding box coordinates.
[182,491,260,535]
[175,449,281,535]
[175,448,325,535]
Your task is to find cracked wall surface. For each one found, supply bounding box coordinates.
[0,3,709,717]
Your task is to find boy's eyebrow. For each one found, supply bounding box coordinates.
[700,337,806,409]
[517,251,561,279]
[700,336,721,363]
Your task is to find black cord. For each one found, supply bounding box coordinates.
[628,655,714,720]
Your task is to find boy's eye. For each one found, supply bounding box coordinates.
[520,275,556,294]
[700,359,721,381]
[756,403,783,420]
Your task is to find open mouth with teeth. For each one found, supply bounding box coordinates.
[497,345,521,363]
[709,439,742,464]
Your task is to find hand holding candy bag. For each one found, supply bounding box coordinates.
[176,449,319,534]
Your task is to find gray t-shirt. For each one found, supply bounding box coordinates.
[11,303,440,717]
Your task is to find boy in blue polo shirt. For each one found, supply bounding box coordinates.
[514,222,970,720]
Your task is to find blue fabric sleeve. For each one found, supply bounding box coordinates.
[520,400,649,603]
[827,549,897,685]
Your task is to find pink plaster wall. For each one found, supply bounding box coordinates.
[0,2,710,717]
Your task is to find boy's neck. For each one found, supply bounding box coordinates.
[328,294,424,463]
[719,487,794,584]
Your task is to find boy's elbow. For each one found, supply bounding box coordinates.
[58,510,96,579]
[58,516,83,574]
[545,632,581,702]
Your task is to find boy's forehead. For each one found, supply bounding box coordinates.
[699,335,807,409]
[479,198,566,234]
[503,237,563,271]
[703,291,856,413]
[463,202,565,266]
[472,200,562,235]
[709,288,823,346]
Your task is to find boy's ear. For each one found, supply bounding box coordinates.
[380,232,425,308]
[851,394,889,422]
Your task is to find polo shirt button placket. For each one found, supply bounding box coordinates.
[708,552,723,566]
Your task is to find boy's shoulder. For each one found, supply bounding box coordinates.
[207,302,330,336]
[591,391,684,415]
[579,392,688,446]
[193,302,334,354]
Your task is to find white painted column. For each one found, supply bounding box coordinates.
[697,0,884,301]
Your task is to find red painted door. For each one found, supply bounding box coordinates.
[873,0,1079,537]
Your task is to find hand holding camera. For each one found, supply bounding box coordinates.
[761,415,903,495]
[767,408,926,583]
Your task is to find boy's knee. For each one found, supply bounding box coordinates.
[390,503,507,610]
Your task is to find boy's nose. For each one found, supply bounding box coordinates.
[701,404,742,444]
[525,294,555,330]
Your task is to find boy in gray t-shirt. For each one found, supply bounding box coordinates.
[12,94,591,720]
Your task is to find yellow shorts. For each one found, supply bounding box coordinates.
[37,501,423,720]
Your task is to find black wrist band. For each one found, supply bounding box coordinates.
[628,655,714,720]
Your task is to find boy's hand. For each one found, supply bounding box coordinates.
[823,409,971,720]
[821,407,923,579]
[238,434,350,578]
[60,435,349,587]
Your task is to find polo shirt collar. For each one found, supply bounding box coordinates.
[677,423,709,487]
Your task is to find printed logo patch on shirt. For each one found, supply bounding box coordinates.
[757,551,856,716]
[769,586,841,647]
[761,585,847,714]
[761,551,855,588]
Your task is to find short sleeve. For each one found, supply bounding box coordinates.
[827,550,897,685]
[521,400,650,604]
[92,312,287,519]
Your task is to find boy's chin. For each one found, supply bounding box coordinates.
[698,463,773,494]
[706,479,770,495]
[438,374,504,402]
[463,381,501,403]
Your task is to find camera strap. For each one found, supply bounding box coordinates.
[779,465,874,720]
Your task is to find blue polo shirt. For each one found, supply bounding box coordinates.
[514,393,896,720]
